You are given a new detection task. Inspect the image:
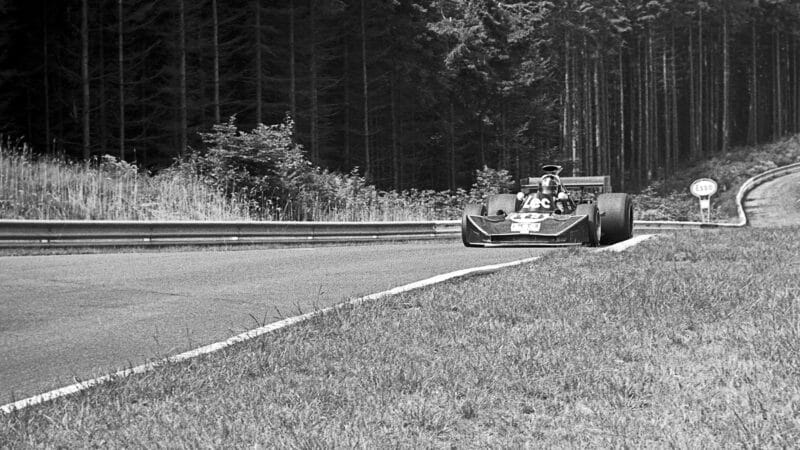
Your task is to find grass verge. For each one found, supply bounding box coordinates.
[2,227,799,446]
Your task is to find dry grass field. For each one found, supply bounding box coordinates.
[2,227,798,447]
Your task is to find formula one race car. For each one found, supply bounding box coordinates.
[461,165,633,247]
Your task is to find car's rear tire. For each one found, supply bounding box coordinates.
[575,203,601,246]
[461,203,485,247]
[598,193,634,245]
[485,194,518,216]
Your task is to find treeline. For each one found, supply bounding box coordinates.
[2,0,800,191]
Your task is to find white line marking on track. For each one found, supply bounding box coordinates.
[2,238,652,414]
[597,234,655,252]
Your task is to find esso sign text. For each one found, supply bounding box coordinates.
[690,178,718,198]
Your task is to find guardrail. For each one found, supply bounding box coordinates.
[1,162,798,248]
[632,220,738,231]
[0,219,700,248]
[0,220,462,248]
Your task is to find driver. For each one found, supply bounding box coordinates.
[539,174,558,196]
[540,174,568,213]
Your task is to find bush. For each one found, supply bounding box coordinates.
[184,117,514,220]
[467,166,513,202]
[190,116,309,216]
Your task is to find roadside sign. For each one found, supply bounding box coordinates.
[690,178,717,222]
[690,178,718,197]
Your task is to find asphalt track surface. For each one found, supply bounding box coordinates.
[742,169,800,227]
[0,243,553,403]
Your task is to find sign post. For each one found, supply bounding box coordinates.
[690,178,718,223]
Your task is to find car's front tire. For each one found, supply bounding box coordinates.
[598,193,634,244]
[575,203,601,246]
[461,203,485,247]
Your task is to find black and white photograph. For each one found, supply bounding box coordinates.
[1,0,799,446]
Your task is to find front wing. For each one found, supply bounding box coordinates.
[462,214,592,247]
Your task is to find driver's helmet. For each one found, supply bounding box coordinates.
[539,174,559,196]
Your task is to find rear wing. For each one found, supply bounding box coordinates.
[522,176,612,194]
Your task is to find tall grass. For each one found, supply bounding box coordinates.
[0,145,254,221]
[289,188,466,222]
[0,144,466,221]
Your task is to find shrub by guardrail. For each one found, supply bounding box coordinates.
[184,118,511,221]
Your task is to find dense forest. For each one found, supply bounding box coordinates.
[1,0,800,191]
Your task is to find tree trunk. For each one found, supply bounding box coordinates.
[81,0,90,159]
[390,72,399,190]
[43,2,50,153]
[563,33,575,171]
[670,29,678,172]
[118,0,125,159]
[792,35,795,132]
[99,9,107,154]
[635,39,643,188]
[360,0,370,181]
[449,101,456,191]
[721,7,730,153]
[698,6,704,157]
[645,29,652,182]
[689,25,696,158]
[254,0,262,124]
[26,86,32,145]
[343,43,350,167]
[792,36,800,133]
[289,0,296,121]
[501,107,507,169]
[309,0,319,161]
[748,20,758,145]
[662,39,670,177]
[212,0,220,123]
[479,115,485,167]
[178,0,187,155]
[618,46,625,192]
[600,54,610,176]
[571,45,579,175]
[775,29,782,138]
[593,52,601,176]
[708,35,717,154]
[585,44,592,176]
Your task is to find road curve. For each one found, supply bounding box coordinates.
[743,169,800,227]
[0,243,553,403]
